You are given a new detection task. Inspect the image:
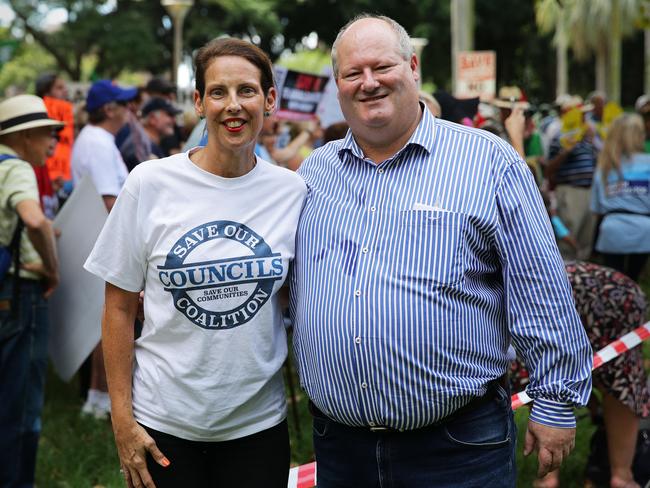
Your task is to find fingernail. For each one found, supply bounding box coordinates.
[162,458,170,467]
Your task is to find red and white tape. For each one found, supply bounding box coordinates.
[511,320,650,410]
[287,321,650,488]
[287,461,316,488]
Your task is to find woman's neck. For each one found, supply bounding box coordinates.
[190,143,256,178]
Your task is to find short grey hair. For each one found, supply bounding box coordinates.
[331,14,414,78]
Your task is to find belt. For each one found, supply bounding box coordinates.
[309,377,507,434]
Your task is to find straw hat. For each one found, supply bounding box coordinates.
[0,94,64,136]
[492,86,530,110]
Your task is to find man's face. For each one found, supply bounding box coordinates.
[24,126,57,166]
[149,110,175,138]
[335,19,419,139]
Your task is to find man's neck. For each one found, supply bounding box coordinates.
[354,106,422,164]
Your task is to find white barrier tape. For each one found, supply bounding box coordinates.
[287,321,650,487]
[511,320,650,410]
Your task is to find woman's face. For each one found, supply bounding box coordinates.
[194,56,275,154]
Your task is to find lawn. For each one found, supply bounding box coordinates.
[35,272,650,487]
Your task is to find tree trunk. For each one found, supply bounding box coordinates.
[556,19,568,99]
[646,28,650,94]
[451,0,475,95]
[595,40,607,94]
[607,0,622,104]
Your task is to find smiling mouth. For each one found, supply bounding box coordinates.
[223,119,246,131]
[360,94,388,103]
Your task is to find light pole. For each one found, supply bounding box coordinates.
[161,0,194,85]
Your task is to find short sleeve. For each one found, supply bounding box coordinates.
[85,143,125,197]
[84,181,145,292]
[4,163,39,210]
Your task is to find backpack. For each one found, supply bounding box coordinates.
[0,154,24,315]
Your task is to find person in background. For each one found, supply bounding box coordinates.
[145,77,183,156]
[590,113,650,282]
[511,261,648,488]
[418,91,441,118]
[634,94,650,154]
[71,79,135,419]
[35,72,75,203]
[545,97,599,261]
[0,94,61,487]
[120,97,181,171]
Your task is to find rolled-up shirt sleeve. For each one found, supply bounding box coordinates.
[494,159,592,428]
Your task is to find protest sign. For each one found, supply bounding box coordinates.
[455,50,496,100]
[49,176,107,381]
[274,67,330,120]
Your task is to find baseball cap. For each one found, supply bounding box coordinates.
[86,79,138,112]
[0,94,65,136]
[141,97,182,117]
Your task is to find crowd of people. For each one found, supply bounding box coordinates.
[0,12,649,488]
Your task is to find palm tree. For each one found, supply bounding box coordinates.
[535,0,642,103]
[535,0,569,98]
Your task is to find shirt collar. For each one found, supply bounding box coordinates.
[0,144,19,157]
[338,102,436,162]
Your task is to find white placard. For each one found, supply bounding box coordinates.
[455,50,496,100]
[48,176,108,381]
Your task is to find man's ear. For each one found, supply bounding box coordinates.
[410,53,419,83]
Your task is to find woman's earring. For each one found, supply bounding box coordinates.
[264,111,271,117]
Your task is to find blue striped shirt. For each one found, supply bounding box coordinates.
[290,106,592,430]
[549,136,597,187]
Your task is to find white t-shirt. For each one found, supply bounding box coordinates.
[71,124,128,196]
[84,151,306,441]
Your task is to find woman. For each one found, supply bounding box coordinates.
[84,38,306,488]
[591,113,650,281]
[511,261,649,488]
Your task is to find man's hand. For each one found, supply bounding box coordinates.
[21,262,59,298]
[524,420,576,478]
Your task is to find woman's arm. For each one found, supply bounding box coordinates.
[103,282,169,488]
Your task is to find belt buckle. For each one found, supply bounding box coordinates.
[369,425,391,432]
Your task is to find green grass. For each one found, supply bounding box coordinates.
[36,270,650,487]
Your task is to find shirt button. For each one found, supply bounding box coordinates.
[378,168,384,174]
[369,421,376,426]
[361,382,368,389]
[354,290,361,297]
[362,247,368,254]
[370,206,376,212]
[355,337,361,344]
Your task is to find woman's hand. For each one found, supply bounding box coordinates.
[113,417,170,488]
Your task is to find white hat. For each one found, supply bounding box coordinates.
[0,94,64,136]
[492,86,530,110]
[635,94,650,114]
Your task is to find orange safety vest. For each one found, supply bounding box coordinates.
[43,96,74,182]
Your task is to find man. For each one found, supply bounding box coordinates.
[71,79,134,418]
[545,96,599,261]
[145,76,182,156]
[0,94,61,486]
[120,97,180,171]
[290,15,592,487]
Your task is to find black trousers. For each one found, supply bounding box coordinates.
[143,419,290,488]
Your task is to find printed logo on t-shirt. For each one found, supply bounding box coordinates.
[158,220,283,329]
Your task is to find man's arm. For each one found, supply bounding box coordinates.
[15,198,59,296]
[102,195,117,212]
[493,155,592,474]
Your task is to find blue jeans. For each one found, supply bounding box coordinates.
[312,384,516,488]
[0,278,49,488]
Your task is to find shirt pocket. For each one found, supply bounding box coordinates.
[395,210,466,289]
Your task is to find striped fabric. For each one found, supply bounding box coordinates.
[290,107,592,430]
[548,136,597,187]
